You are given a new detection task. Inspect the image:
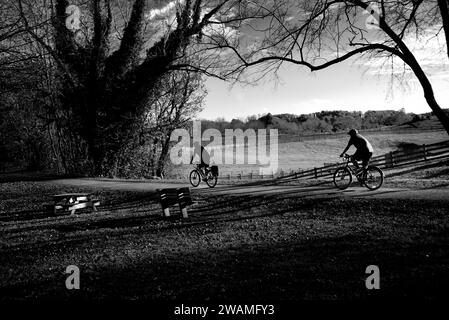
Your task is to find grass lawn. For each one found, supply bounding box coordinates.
[1,180,448,300]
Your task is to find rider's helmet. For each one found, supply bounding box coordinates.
[348,128,358,136]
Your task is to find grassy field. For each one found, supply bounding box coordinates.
[281,130,448,169]
[0,178,448,300]
[170,130,449,177]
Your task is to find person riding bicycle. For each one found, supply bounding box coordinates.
[190,141,210,173]
[340,129,373,178]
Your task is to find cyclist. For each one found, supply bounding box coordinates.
[340,129,373,179]
[190,141,210,176]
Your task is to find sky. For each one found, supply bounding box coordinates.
[200,52,449,121]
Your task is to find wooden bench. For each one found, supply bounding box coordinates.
[52,193,100,216]
[157,187,193,218]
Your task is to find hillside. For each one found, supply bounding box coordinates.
[394,117,444,131]
[200,109,448,136]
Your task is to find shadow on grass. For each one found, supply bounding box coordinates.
[0,183,421,256]
[386,159,449,179]
[0,190,159,223]
[0,175,415,261]
[1,235,448,300]
[0,172,84,183]
[193,179,331,196]
[0,194,308,252]
[0,183,345,254]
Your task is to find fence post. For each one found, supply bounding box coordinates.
[314,167,318,179]
[250,171,253,180]
[388,151,395,167]
[423,144,428,161]
[228,173,231,180]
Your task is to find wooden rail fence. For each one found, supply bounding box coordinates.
[175,140,449,181]
[279,140,449,181]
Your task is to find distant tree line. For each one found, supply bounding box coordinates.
[199,109,434,135]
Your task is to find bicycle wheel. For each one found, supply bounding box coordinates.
[189,170,201,187]
[363,166,384,191]
[333,167,352,190]
[205,171,218,188]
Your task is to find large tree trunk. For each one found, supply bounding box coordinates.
[400,52,449,135]
[156,135,172,178]
[377,14,449,136]
[438,0,449,60]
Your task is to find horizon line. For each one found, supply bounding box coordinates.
[196,107,441,122]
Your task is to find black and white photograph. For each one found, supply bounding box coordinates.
[1,0,449,316]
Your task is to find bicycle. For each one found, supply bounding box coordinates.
[189,164,218,188]
[333,153,384,190]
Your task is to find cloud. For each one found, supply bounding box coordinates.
[142,1,182,48]
[358,28,449,82]
[146,1,181,21]
[144,0,238,44]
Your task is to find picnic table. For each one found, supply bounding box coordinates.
[52,193,100,216]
